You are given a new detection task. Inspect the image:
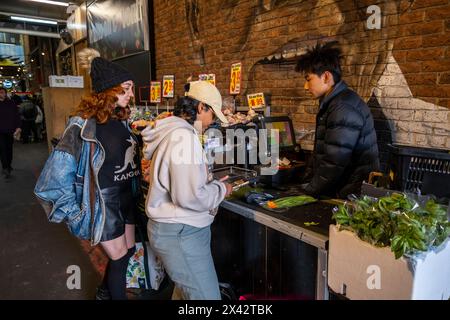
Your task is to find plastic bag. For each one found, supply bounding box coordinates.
[13,130,21,141]
[126,241,165,290]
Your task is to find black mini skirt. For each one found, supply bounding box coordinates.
[100,185,136,242]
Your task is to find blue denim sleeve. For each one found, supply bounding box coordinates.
[34,149,81,223]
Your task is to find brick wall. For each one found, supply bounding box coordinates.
[153,0,450,168]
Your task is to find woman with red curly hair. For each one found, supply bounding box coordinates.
[34,48,140,300]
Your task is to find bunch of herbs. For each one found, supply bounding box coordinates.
[332,193,450,259]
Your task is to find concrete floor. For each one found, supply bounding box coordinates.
[0,141,102,299]
[0,141,173,300]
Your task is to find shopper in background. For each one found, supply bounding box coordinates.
[295,41,379,198]
[0,87,21,179]
[10,92,23,106]
[141,81,232,300]
[34,103,44,142]
[19,95,38,144]
[34,48,140,300]
[33,94,46,141]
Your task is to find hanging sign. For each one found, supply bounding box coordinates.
[162,75,174,98]
[247,93,266,109]
[199,73,216,86]
[150,81,161,103]
[87,0,149,60]
[229,62,242,95]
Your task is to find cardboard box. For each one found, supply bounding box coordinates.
[42,87,87,152]
[328,224,450,300]
[49,75,68,87]
[67,76,84,88]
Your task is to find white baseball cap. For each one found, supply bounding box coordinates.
[186,81,228,124]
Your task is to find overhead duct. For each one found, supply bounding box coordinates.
[0,27,60,38]
[0,11,65,38]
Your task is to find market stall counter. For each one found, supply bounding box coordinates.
[211,185,339,300]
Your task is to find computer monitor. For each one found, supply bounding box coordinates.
[262,116,296,150]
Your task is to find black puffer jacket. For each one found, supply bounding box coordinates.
[304,81,379,198]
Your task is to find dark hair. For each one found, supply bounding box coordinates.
[11,94,22,105]
[0,87,7,94]
[295,41,343,83]
[173,96,201,125]
[174,83,214,125]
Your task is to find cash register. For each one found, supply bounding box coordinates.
[257,116,306,189]
[207,114,306,189]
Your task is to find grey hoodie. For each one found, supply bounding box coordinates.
[141,116,227,227]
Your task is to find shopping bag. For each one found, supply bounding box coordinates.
[126,241,165,290]
[13,130,21,141]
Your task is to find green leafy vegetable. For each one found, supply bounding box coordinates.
[267,195,317,209]
[332,193,450,259]
[304,222,319,227]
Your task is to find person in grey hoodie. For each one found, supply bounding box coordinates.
[141,81,232,300]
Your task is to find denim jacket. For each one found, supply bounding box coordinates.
[34,116,140,245]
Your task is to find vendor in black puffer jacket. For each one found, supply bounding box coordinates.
[296,41,379,199]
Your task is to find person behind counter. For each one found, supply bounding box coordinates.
[34,48,140,300]
[295,41,379,198]
[141,81,233,300]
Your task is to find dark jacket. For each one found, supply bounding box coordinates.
[19,100,38,121]
[0,98,21,134]
[304,81,379,198]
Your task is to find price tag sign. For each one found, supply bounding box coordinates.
[229,62,242,95]
[162,75,175,98]
[199,73,216,86]
[150,81,161,103]
[247,92,266,109]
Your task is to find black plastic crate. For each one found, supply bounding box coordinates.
[387,144,450,199]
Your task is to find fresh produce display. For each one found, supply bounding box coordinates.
[265,195,317,209]
[155,111,172,120]
[221,108,257,127]
[141,158,151,173]
[333,193,450,259]
[131,119,153,130]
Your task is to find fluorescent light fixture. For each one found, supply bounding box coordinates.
[30,0,70,7]
[11,16,58,25]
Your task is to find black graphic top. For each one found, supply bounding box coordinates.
[96,120,140,189]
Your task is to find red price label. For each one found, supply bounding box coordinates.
[199,74,216,86]
[229,62,242,95]
[150,81,161,103]
[247,93,266,109]
[162,75,174,98]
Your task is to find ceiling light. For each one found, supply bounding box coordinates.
[41,52,45,55]
[30,0,69,7]
[11,16,58,25]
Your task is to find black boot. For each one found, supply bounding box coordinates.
[4,168,11,179]
[95,286,112,300]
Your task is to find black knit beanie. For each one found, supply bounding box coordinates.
[90,57,134,93]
